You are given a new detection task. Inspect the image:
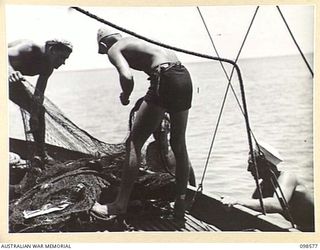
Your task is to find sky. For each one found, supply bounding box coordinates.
[5,4,314,71]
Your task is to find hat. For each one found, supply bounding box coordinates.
[256,141,283,166]
[97,27,119,53]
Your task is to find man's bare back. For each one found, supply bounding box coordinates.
[107,37,179,74]
[8,38,72,160]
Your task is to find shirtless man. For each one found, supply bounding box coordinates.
[8,39,73,160]
[222,143,314,231]
[91,27,193,222]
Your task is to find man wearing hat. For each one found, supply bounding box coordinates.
[8,39,73,161]
[91,27,193,223]
[222,142,314,231]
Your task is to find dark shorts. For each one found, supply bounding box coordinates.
[144,62,193,113]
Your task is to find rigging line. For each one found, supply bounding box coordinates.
[196,6,260,182]
[269,172,295,228]
[197,5,260,157]
[71,6,265,213]
[198,81,230,187]
[276,6,314,78]
[196,6,259,137]
[192,6,264,213]
[216,6,265,214]
[198,7,260,118]
[196,6,229,79]
[228,6,260,106]
[196,7,230,187]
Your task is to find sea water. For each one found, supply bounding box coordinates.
[9,54,314,200]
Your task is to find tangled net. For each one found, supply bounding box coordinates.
[10,80,176,233]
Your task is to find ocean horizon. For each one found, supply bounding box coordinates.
[9,54,314,200]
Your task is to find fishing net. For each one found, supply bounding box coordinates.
[9,79,176,232]
[9,152,176,232]
[19,79,124,156]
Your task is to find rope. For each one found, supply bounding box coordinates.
[276,6,313,78]
[70,7,240,69]
[193,6,265,214]
[196,6,260,186]
[269,170,295,228]
[70,6,264,213]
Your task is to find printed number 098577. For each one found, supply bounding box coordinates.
[300,244,318,248]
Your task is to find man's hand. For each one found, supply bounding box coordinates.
[8,70,25,84]
[120,92,130,106]
[221,196,240,211]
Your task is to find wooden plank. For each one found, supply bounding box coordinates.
[186,186,295,231]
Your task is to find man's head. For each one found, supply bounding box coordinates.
[97,27,121,54]
[45,39,73,69]
[248,142,283,179]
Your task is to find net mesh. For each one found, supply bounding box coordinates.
[9,149,175,232]
[10,79,176,232]
[19,79,124,156]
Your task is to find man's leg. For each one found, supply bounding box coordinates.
[9,81,46,158]
[169,110,190,219]
[188,164,196,187]
[92,101,165,215]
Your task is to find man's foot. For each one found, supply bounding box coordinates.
[90,202,125,221]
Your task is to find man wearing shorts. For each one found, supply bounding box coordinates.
[8,39,73,161]
[91,27,193,222]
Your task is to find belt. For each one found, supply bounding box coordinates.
[148,61,181,96]
[152,61,181,72]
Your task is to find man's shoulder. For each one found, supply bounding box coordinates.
[9,39,35,46]
[9,39,41,52]
[25,40,41,51]
[117,36,143,47]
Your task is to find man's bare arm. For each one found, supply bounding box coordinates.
[34,73,51,104]
[222,172,298,213]
[108,47,134,105]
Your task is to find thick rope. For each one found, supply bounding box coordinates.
[276,6,313,78]
[70,7,240,70]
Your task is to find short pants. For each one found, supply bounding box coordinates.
[144,62,193,113]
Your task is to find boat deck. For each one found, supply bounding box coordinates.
[126,212,220,232]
